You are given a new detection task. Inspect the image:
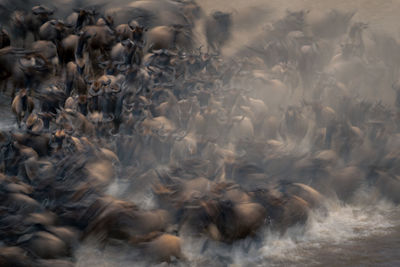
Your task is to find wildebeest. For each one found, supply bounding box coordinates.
[145,25,193,52]
[1,2,400,266]
[205,11,232,53]
[10,5,54,46]
[11,88,34,127]
[0,27,10,48]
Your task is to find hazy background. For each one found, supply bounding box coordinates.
[200,0,400,54]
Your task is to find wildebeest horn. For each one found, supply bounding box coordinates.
[56,19,67,26]
[155,128,170,141]
[109,84,121,94]
[83,75,92,84]
[18,57,34,68]
[104,114,115,122]
[98,60,109,67]
[124,103,135,113]
[32,5,54,15]
[116,64,128,72]
[121,39,135,47]
[88,87,103,96]
[174,130,187,141]
[113,60,125,66]
[101,79,111,86]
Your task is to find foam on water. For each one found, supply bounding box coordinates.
[225,197,397,266]
[106,178,157,209]
[259,202,395,264]
[81,182,399,266]
[177,189,397,266]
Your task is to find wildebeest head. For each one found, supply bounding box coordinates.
[32,5,54,22]
[73,8,97,30]
[11,10,26,28]
[274,9,309,33]
[76,30,93,56]
[89,80,104,97]
[0,27,10,48]
[32,5,54,16]
[181,0,204,26]
[19,53,51,77]
[50,19,72,37]
[128,21,146,43]
[349,21,368,38]
[212,11,232,30]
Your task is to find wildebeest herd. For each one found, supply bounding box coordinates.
[1,0,400,266]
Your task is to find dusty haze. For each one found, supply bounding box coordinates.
[1,0,400,266]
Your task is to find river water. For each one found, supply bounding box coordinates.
[73,180,400,267]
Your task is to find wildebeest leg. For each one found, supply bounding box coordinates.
[216,254,233,265]
[1,78,8,93]
[251,234,264,250]
[33,31,39,41]
[25,78,32,92]
[200,239,209,254]
[16,115,21,128]
[66,80,73,97]
[11,86,17,101]
[242,238,254,253]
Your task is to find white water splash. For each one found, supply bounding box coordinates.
[87,183,399,267]
[230,199,396,266]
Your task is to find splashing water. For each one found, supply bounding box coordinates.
[78,183,399,266]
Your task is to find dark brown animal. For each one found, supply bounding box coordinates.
[0,27,10,48]
[205,11,232,53]
[12,88,34,128]
[10,5,54,46]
